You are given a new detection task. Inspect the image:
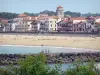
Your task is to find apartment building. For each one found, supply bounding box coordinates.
[0,21,6,32]
[15,20,33,32]
[13,14,38,32]
[0,19,9,32]
[30,20,41,32]
[85,17,99,32]
[45,17,57,32]
[73,22,86,32]
[57,18,73,32]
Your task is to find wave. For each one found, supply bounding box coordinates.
[0,44,99,51]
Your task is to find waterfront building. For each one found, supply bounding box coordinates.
[57,18,73,32]
[0,21,5,32]
[95,16,100,23]
[15,20,33,32]
[45,17,57,32]
[0,19,9,32]
[31,20,40,32]
[73,22,86,32]
[39,22,47,32]
[37,14,49,32]
[4,24,12,32]
[13,14,38,32]
[85,16,99,32]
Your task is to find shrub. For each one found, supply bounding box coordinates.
[0,68,12,75]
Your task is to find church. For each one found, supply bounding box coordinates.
[56,6,64,18]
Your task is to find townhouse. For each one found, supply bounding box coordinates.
[0,21,5,32]
[73,22,86,32]
[38,14,49,32]
[31,20,40,32]
[57,18,73,32]
[0,19,8,32]
[45,17,58,32]
[85,17,99,32]
[6,14,26,32]
[71,17,87,32]
[14,14,38,32]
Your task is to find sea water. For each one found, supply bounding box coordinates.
[0,45,100,54]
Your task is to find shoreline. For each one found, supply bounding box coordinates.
[0,44,99,50]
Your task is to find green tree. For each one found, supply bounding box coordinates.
[8,53,61,75]
[64,61,100,75]
[0,53,100,75]
[0,12,18,19]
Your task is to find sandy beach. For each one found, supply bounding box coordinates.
[0,34,100,50]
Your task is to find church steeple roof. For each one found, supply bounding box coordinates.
[57,5,63,8]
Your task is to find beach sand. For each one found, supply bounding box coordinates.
[0,34,100,50]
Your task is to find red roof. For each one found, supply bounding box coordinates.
[0,18,4,21]
[57,5,63,8]
[18,14,27,17]
[71,17,86,20]
[1,20,8,24]
[0,18,8,21]
[96,22,100,25]
[94,16,100,19]
[31,16,36,20]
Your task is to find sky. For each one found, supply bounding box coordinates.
[0,0,100,14]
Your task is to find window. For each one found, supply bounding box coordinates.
[91,22,94,25]
[55,24,56,27]
[46,21,49,23]
[50,28,52,31]
[55,21,56,23]
[51,24,52,27]
[50,21,52,23]
[55,28,56,30]
[60,12,62,15]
